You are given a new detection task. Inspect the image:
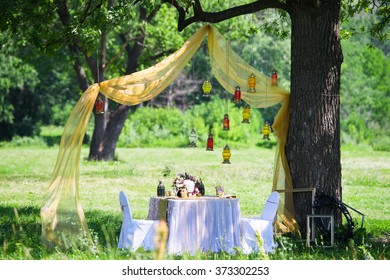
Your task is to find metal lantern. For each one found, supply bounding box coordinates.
[206,132,214,151]
[188,128,198,147]
[271,70,278,86]
[222,144,231,164]
[248,73,256,92]
[223,114,230,130]
[196,178,205,196]
[262,121,271,140]
[202,80,212,97]
[241,106,251,124]
[233,86,241,104]
[157,180,165,197]
[95,96,104,114]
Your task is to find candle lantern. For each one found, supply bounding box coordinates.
[242,106,251,124]
[95,96,104,114]
[262,121,271,140]
[248,73,256,92]
[195,178,205,196]
[271,70,278,86]
[157,181,165,197]
[206,132,214,151]
[202,80,212,97]
[233,86,241,104]
[188,128,198,147]
[223,114,230,130]
[222,145,231,164]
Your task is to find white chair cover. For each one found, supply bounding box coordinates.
[118,191,157,251]
[240,191,280,254]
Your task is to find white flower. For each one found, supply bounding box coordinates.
[183,179,195,193]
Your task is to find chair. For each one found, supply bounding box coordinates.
[240,191,280,254]
[118,191,158,251]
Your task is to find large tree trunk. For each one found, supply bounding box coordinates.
[102,105,130,160]
[286,0,343,231]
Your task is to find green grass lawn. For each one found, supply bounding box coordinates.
[0,146,389,260]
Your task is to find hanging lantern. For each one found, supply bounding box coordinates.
[242,106,251,124]
[262,121,271,140]
[202,80,212,97]
[233,86,241,104]
[271,70,278,86]
[95,96,104,114]
[157,181,165,197]
[222,144,231,164]
[188,128,198,147]
[223,114,230,130]
[206,132,214,151]
[248,73,256,92]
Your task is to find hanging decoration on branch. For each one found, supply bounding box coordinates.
[223,113,230,130]
[95,96,104,114]
[202,80,212,97]
[206,132,214,151]
[233,86,241,104]
[248,73,256,92]
[222,144,231,164]
[188,128,198,147]
[41,25,295,245]
[242,105,251,124]
[262,121,271,140]
[271,70,278,86]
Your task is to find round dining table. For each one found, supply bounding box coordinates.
[147,196,241,255]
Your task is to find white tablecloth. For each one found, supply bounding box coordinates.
[148,196,241,255]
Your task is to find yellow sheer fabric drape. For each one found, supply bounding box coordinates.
[41,25,295,244]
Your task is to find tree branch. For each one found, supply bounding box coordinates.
[161,0,291,31]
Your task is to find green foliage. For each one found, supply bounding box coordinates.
[0,0,388,152]
[118,96,271,148]
[340,39,390,149]
[0,136,46,148]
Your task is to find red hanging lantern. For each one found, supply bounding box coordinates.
[233,86,241,104]
[271,70,278,86]
[223,114,230,130]
[206,133,214,151]
[95,96,104,114]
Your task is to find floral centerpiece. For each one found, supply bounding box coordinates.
[172,172,205,197]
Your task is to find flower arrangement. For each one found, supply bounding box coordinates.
[172,172,205,197]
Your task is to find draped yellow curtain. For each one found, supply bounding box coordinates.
[41,25,295,244]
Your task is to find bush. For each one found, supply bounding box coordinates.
[118,97,274,148]
[0,136,46,148]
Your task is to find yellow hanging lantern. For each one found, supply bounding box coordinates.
[241,106,251,124]
[222,144,231,164]
[248,73,256,93]
[202,80,212,97]
[262,121,271,140]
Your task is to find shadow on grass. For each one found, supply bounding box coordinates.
[0,205,122,259]
[0,205,388,260]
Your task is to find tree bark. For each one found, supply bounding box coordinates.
[88,5,150,161]
[286,0,343,231]
[102,105,130,160]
